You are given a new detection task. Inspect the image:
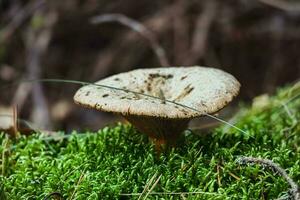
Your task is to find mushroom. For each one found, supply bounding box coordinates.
[74,66,240,148]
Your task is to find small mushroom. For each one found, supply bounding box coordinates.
[74,66,240,148]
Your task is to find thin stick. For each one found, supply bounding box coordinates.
[90,14,170,67]
[12,105,18,137]
[20,78,250,137]
[217,164,222,186]
[120,191,222,196]
[143,174,162,200]
[0,114,91,141]
[228,172,241,181]
[237,156,300,200]
[6,76,259,138]
[138,173,157,200]
[219,165,240,181]
[0,114,44,134]
[69,170,85,200]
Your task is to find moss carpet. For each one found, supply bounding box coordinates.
[0,83,299,199]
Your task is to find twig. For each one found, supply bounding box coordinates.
[0,106,19,136]
[120,191,222,196]
[237,156,300,200]
[0,114,54,136]
[69,170,85,200]
[217,164,222,186]
[143,174,162,200]
[258,0,300,12]
[91,5,176,79]
[19,78,251,137]
[11,78,250,137]
[219,165,241,181]
[90,13,170,67]
[138,173,158,200]
[12,105,18,137]
[228,171,241,181]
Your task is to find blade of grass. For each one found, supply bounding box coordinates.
[16,78,251,137]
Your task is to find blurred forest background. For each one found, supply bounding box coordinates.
[0,0,299,132]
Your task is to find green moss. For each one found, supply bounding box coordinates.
[0,84,299,199]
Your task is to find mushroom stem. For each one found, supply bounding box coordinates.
[123,115,190,147]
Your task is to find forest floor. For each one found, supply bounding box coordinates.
[0,82,299,200]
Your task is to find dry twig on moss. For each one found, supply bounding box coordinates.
[237,156,300,200]
[91,13,170,67]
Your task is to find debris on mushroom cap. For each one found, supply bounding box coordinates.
[74,66,240,119]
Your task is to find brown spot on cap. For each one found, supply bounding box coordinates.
[180,75,187,80]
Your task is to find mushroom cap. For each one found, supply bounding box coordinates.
[74,66,240,119]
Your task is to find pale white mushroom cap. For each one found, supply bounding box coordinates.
[74,66,240,119]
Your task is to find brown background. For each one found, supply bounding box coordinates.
[0,0,299,132]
